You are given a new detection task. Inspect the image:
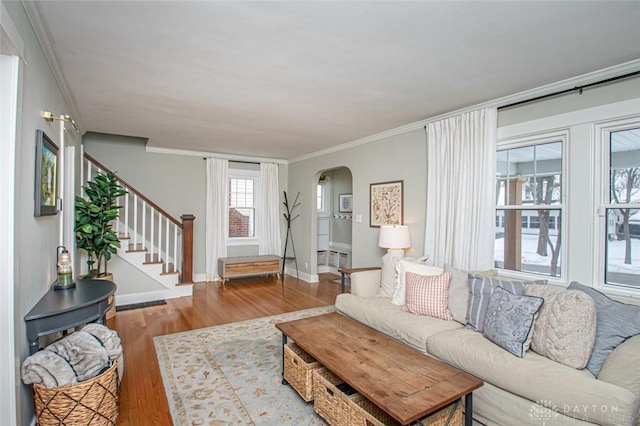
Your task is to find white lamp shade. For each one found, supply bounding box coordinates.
[378,225,411,249]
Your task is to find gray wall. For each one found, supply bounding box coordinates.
[83,133,290,275]
[5,2,83,423]
[83,132,207,274]
[289,128,428,276]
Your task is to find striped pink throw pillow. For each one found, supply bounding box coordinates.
[401,271,453,320]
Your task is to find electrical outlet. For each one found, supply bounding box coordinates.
[305,262,309,269]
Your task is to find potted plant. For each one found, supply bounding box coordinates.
[75,171,127,279]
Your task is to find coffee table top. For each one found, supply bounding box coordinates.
[276,312,483,424]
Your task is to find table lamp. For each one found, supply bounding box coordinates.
[378,225,411,260]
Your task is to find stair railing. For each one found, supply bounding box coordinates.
[82,153,195,284]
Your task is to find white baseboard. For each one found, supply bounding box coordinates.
[115,285,192,306]
[284,267,318,283]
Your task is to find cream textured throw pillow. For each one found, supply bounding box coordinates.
[392,261,443,306]
[524,285,597,369]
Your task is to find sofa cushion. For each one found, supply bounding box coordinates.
[482,287,543,358]
[444,265,498,325]
[392,261,443,306]
[335,293,462,352]
[568,282,640,376]
[401,271,453,320]
[466,275,547,333]
[378,254,398,298]
[524,285,597,369]
[427,328,638,425]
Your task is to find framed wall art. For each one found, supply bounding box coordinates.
[34,130,59,217]
[370,180,403,227]
[339,193,353,213]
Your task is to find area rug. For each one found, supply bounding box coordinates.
[154,306,335,425]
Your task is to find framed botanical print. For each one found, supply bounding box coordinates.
[370,180,403,227]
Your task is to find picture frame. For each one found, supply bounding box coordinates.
[339,193,353,213]
[370,180,403,227]
[34,130,59,217]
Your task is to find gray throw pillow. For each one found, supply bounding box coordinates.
[466,274,547,333]
[567,281,640,376]
[483,287,544,357]
[445,264,498,325]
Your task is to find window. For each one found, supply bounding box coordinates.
[495,138,564,277]
[228,170,258,240]
[317,175,328,212]
[601,123,640,288]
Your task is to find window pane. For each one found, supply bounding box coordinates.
[228,177,255,238]
[495,209,562,277]
[605,208,640,287]
[229,207,255,238]
[496,142,562,207]
[610,128,640,204]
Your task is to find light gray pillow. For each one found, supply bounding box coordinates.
[483,287,544,357]
[466,274,547,333]
[377,255,398,298]
[567,281,640,376]
[524,285,597,369]
[445,264,497,324]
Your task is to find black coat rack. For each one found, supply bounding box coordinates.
[282,191,300,278]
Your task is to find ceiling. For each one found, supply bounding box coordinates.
[28,1,640,161]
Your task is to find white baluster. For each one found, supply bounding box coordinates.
[158,215,163,265]
[142,200,146,251]
[173,224,178,273]
[124,193,129,239]
[133,194,138,248]
[150,208,155,261]
[165,218,169,272]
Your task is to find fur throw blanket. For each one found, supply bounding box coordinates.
[21,324,122,388]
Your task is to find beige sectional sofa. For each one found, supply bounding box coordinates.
[334,269,640,426]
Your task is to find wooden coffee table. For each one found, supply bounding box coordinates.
[276,312,483,426]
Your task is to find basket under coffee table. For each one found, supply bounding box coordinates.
[275,312,483,426]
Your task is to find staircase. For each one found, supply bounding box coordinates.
[82,153,195,298]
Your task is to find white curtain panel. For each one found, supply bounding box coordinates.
[258,163,282,256]
[424,107,497,270]
[205,158,228,281]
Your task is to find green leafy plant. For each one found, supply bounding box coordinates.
[75,171,128,277]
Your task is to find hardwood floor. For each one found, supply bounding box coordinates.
[108,273,342,425]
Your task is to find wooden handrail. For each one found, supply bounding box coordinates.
[84,153,182,228]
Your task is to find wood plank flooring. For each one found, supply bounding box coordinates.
[108,273,342,425]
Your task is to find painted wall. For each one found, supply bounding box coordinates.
[83,133,290,276]
[5,2,83,423]
[288,128,427,278]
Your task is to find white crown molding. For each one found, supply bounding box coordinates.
[290,59,640,164]
[1,3,25,61]
[21,0,85,133]
[145,145,289,165]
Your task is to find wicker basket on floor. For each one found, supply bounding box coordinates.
[284,342,321,402]
[312,367,353,425]
[349,394,462,426]
[33,361,119,426]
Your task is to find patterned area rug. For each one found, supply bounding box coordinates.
[154,306,335,425]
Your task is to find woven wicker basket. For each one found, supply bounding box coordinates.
[349,394,462,426]
[312,368,353,425]
[284,342,321,402]
[33,361,119,425]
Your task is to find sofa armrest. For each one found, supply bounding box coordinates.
[598,334,640,399]
[350,270,382,298]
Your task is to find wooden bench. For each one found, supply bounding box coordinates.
[218,255,282,286]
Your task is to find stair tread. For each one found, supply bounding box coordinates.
[143,260,164,265]
[160,271,180,276]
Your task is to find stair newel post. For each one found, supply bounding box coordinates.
[180,214,195,284]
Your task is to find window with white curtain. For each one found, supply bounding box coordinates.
[228,169,259,242]
[495,136,565,278]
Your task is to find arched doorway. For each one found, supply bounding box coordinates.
[314,167,353,276]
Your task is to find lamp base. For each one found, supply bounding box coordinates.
[385,248,405,260]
